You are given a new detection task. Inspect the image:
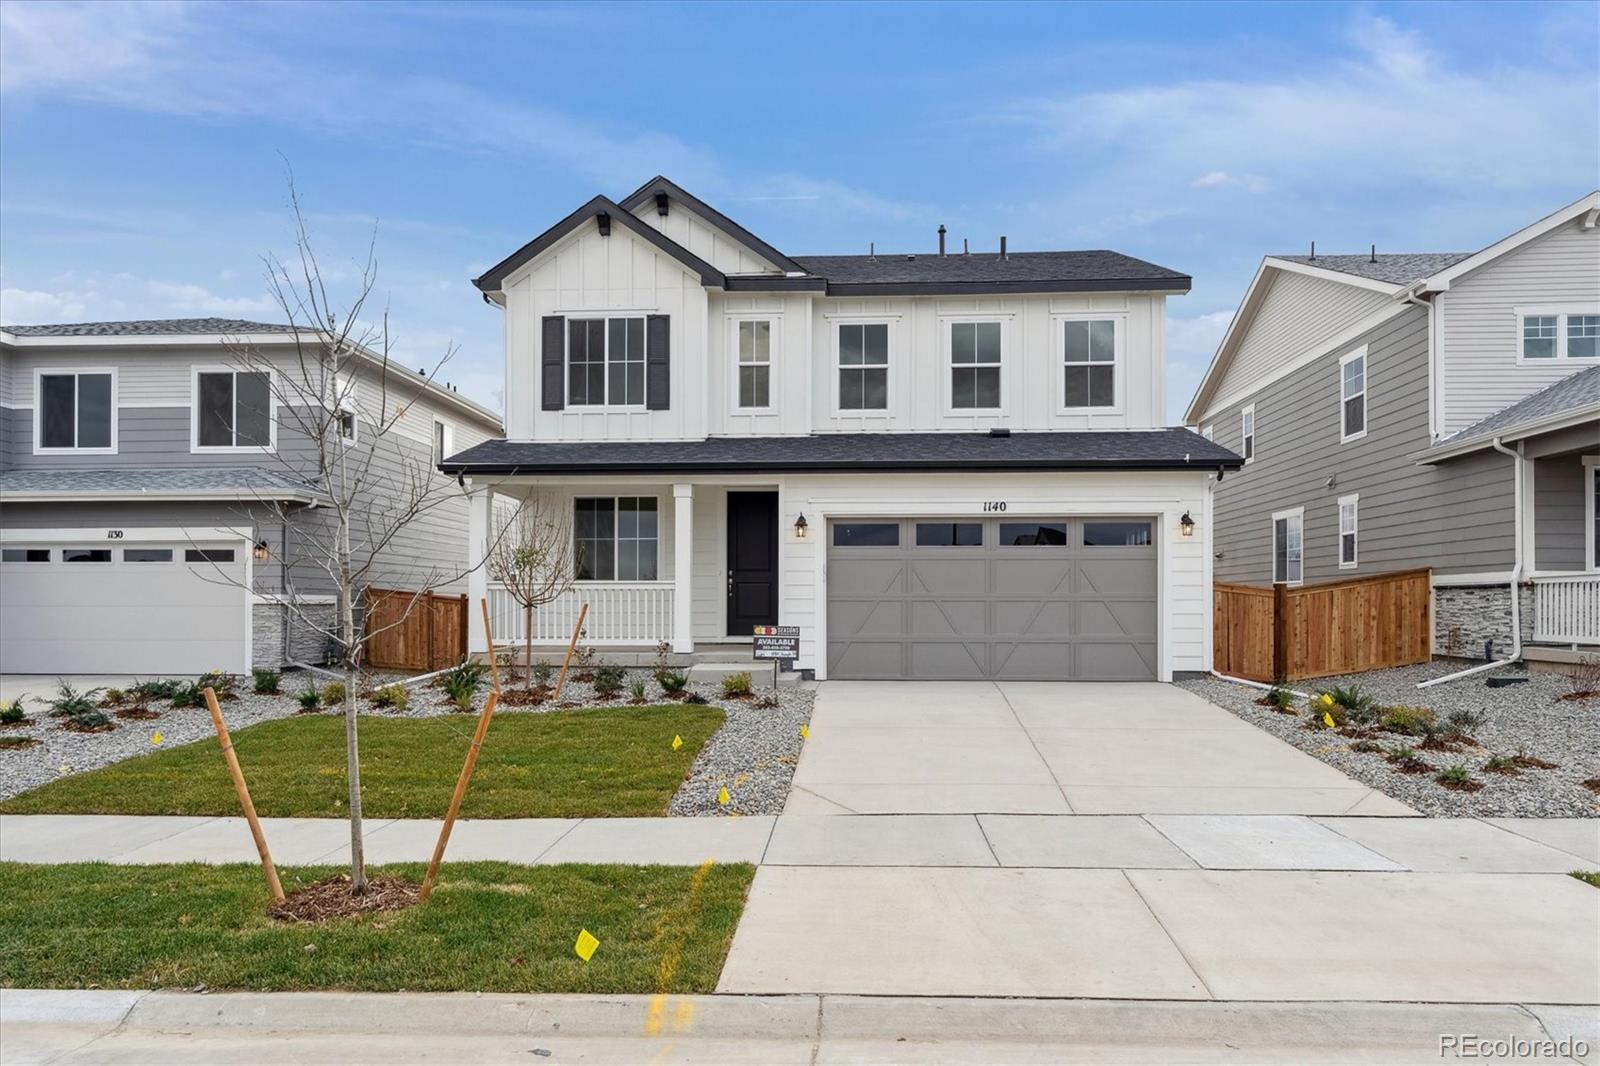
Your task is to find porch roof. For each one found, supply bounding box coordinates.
[1420,365,1600,463]
[440,429,1242,476]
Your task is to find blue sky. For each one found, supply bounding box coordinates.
[2,0,1596,422]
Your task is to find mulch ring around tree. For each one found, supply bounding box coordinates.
[268,873,421,923]
[498,686,550,707]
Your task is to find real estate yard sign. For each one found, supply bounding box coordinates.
[752,625,799,686]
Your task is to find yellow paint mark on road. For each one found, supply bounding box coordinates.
[644,994,666,1035]
[673,999,696,1031]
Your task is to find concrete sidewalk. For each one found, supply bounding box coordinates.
[4,989,1595,1065]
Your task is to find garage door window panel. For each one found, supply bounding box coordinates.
[35,369,115,453]
[184,548,236,564]
[63,549,112,563]
[915,522,983,546]
[1083,521,1152,546]
[1062,319,1118,410]
[124,548,174,563]
[999,522,1067,546]
[833,522,899,547]
[194,369,274,450]
[1,549,51,563]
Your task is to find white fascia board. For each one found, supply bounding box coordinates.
[1261,257,1406,295]
[1410,404,1600,465]
[1418,190,1600,292]
[1182,260,1270,425]
[0,489,324,505]
[0,525,253,542]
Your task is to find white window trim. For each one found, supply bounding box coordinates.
[942,316,1007,416]
[832,317,894,417]
[1241,403,1256,465]
[1200,424,1214,441]
[566,315,650,411]
[1339,345,1368,443]
[31,366,119,456]
[190,365,278,454]
[1054,313,1125,415]
[728,316,778,415]
[331,372,359,447]
[433,419,454,466]
[1272,505,1304,587]
[1338,493,1359,570]
[1514,306,1600,365]
[572,494,663,583]
[1585,456,1598,573]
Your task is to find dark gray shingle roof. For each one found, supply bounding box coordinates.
[441,429,1240,475]
[1439,365,1600,447]
[1272,253,1471,286]
[791,250,1190,292]
[0,467,325,501]
[1,318,295,337]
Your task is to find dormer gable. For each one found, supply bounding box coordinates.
[618,176,805,278]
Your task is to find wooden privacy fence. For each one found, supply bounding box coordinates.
[364,587,467,671]
[1213,568,1432,683]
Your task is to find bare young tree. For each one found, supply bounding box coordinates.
[209,177,493,895]
[486,499,576,685]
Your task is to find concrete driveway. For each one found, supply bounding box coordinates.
[783,681,1411,816]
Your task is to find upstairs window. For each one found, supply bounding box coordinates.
[735,320,772,410]
[837,323,889,411]
[574,496,658,581]
[949,321,1002,410]
[1340,348,1367,442]
[35,369,114,452]
[1062,318,1116,409]
[1339,495,1359,569]
[194,369,273,450]
[1272,508,1303,585]
[1520,310,1599,362]
[568,317,645,407]
[1241,404,1256,463]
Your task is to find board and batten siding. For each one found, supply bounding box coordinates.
[1208,269,1393,410]
[1436,219,1600,435]
[633,202,784,277]
[1208,305,1515,584]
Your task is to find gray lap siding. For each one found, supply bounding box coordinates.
[1207,305,1515,585]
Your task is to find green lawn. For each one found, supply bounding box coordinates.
[0,706,723,818]
[0,861,753,993]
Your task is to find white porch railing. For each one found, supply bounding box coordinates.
[487,582,674,647]
[1532,575,1600,645]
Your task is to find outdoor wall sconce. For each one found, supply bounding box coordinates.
[1179,512,1196,538]
[794,514,809,540]
[253,540,271,561]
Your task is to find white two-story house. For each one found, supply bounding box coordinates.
[449,177,1240,681]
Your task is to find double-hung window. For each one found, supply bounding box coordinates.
[1519,310,1600,362]
[35,369,115,453]
[735,320,772,410]
[194,369,273,450]
[1062,318,1116,408]
[574,497,658,581]
[1340,348,1367,441]
[1272,507,1303,585]
[568,317,645,407]
[949,321,1002,410]
[1241,404,1256,463]
[837,323,889,411]
[1338,495,1359,569]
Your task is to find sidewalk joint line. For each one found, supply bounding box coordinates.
[1474,817,1597,866]
[973,814,1004,867]
[1119,869,1218,1001]
[993,683,1074,813]
[531,818,584,864]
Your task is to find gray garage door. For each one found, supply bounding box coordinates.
[827,516,1157,681]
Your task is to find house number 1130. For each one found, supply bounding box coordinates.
[982,501,1007,512]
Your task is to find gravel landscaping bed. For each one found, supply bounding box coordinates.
[0,668,814,815]
[1180,663,1600,817]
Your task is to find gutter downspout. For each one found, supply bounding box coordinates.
[1418,436,1523,688]
[1400,285,1438,439]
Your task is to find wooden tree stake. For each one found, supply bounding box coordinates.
[553,602,588,699]
[419,690,499,902]
[203,686,285,902]
[480,597,501,694]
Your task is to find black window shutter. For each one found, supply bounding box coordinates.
[541,315,565,411]
[646,314,670,411]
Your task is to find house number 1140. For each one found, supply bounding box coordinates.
[982,502,1007,512]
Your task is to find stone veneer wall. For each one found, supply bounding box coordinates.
[1433,582,1535,660]
[251,601,339,669]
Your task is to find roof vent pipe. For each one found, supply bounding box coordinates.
[1309,240,1316,261]
[963,238,969,255]
[1000,236,1008,260]
[1370,243,1377,263]
[868,241,876,262]
[938,225,947,256]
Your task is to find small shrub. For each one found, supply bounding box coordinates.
[253,669,282,695]
[61,709,114,733]
[101,688,127,707]
[48,681,103,717]
[630,679,648,704]
[1350,739,1385,754]
[442,661,483,712]
[721,672,754,698]
[1561,655,1600,700]
[297,686,322,712]
[1378,705,1437,736]
[1482,754,1520,776]
[1512,749,1560,771]
[1305,694,1347,729]
[0,735,40,750]
[1445,709,1483,734]
[0,698,26,725]
[571,645,599,683]
[753,694,780,710]
[682,691,709,705]
[1326,685,1374,713]
[370,683,409,711]
[1261,686,1297,712]
[531,660,555,686]
[1436,763,1483,792]
[592,663,626,699]
[200,671,240,701]
[168,681,207,709]
[321,681,347,706]
[657,670,689,696]
[1384,745,1431,774]
[132,679,180,701]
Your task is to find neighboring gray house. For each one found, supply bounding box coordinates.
[1185,192,1599,666]
[0,319,502,675]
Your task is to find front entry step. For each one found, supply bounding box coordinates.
[687,662,803,688]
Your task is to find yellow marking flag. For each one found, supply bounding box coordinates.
[717,786,730,806]
[671,734,683,751]
[1323,711,1336,729]
[574,928,599,962]
[151,731,164,746]
[800,724,809,740]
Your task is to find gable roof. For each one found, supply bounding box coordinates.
[618,175,809,275]
[3,318,296,337]
[1269,253,1470,286]
[0,466,326,504]
[1421,364,1600,462]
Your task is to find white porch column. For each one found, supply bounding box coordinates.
[466,485,493,655]
[673,483,694,653]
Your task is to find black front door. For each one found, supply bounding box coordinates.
[726,491,779,636]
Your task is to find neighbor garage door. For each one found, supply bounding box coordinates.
[0,537,249,674]
[826,516,1157,681]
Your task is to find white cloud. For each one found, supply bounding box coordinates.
[0,272,276,325]
[0,286,91,322]
[1191,171,1268,193]
[1164,310,1236,424]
